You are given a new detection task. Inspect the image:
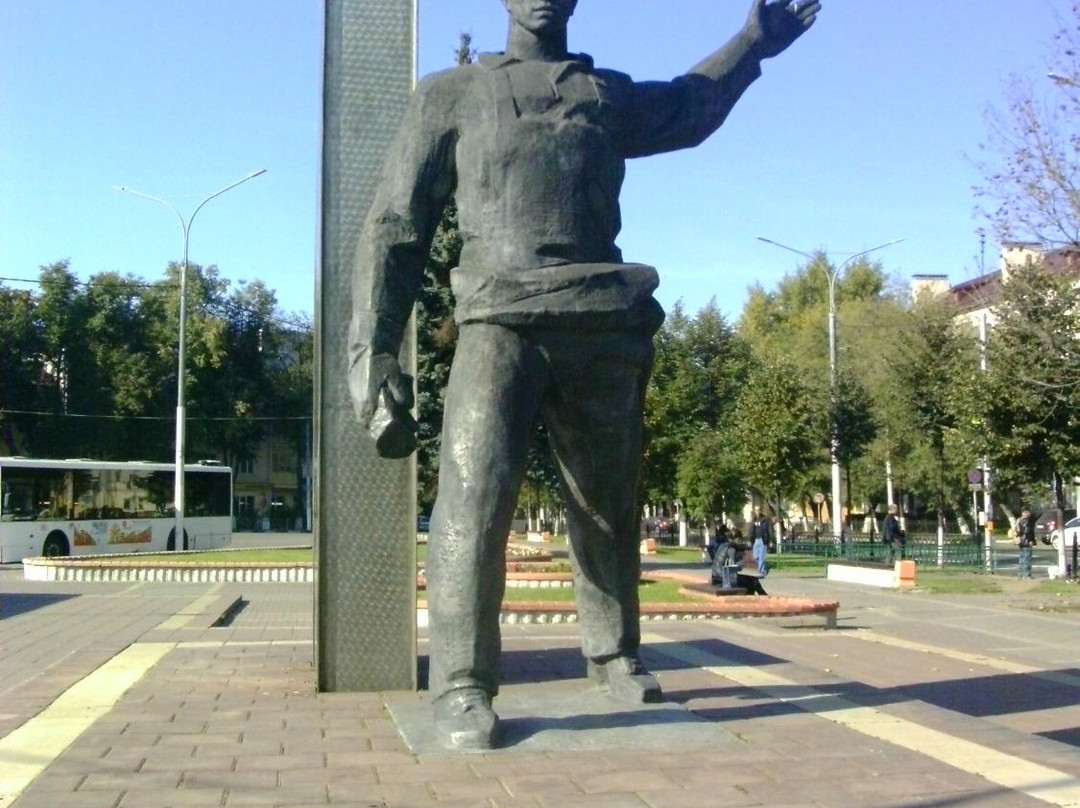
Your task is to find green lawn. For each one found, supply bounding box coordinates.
[913,572,1004,595]
[1029,579,1080,596]
[653,546,706,564]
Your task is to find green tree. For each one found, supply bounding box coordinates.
[731,356,818,520]
[831,368,878,523]
[642,300,751,523]
[0,282,43,453]
[974,264,1080,508]
[890,294,976,528]
[739,252,907,521]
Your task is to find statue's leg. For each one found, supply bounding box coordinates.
[539,330,659,702]
[426,324,542,746]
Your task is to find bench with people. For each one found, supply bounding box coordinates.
[707,528,768,596]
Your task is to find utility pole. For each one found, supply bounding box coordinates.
[757,236,904,542]
[979,311,993,571]
[116,170,266,549]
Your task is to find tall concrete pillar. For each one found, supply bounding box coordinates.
[316,0,417,692]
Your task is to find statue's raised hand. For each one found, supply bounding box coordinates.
[746,0,820,60]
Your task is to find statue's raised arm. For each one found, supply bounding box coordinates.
[689,0,820,80]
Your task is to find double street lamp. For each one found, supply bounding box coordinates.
[756,236,904,541]
[116,170,266,548]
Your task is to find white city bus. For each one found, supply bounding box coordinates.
[0,458,232,562]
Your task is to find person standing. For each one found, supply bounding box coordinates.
[750,507,771,549]
[1017,507,1035,579]
[883,503,904,565]
[733,528,768,595]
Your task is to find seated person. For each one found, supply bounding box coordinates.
[710,538,744,589]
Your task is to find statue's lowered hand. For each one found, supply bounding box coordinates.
[348,352,418,459]
[746,0,820,59]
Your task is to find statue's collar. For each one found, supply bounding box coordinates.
[478,51,595,71]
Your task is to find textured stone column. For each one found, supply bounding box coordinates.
[316,0,417,692]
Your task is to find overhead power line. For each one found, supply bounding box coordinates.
[0,408,311,423]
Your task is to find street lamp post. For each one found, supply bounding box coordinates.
[757,236,904,542]
[116,169,266,549]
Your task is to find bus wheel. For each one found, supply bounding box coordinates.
[167,528,189,552]
[42,531,70,558]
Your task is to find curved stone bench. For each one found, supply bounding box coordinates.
[414,596,839,628]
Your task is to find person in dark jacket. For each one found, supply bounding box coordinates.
[749,508,771,548]
[1017,507,1035,579]
[883,504,905,564]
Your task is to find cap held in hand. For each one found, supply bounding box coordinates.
[369,386,418,459]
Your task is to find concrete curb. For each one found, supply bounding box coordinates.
[22,547,314,584]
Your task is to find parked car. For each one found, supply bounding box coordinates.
[417,515,431,533]
[641,517,672,538]
[1051,516,1080,550]
[1035,509,1077,545]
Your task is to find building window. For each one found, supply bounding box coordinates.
[272,451,292,474]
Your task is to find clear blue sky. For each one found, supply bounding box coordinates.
[0,0,1070,321]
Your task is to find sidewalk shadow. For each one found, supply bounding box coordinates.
[0,592,77,619]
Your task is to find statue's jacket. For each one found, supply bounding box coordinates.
[349,50,761,360]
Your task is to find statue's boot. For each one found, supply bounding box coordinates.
[587,655,663,703]
[433,687,499,750]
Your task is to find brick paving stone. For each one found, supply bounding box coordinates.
[652,764,768,790]
[279,767,378,788]
[325,750,416,768]
[118,789,222,808]
[367,735,409,753]
[375,761,477,783]
[312,737,372,755]
[155,733,242,748]
[44,756,140,778]
[181,771,279,790]
[226,784,330,805]
[231,740,286,756]
[12,774,86,792]
[490,798,545,808]
[325,781,432,804]
[234,752,325,772]
[140,752,237,773]
[428,777,510,801]
[741,776,860,806]
[206,719,285,734]
[639,788,759,808]
[573,769,682,794]
[277,729,328,748]
[322,727,373,741]
[533,750,624,774]
[81,772,182,791]
[537,793,651,808]
[499,773,583,798]
[14,788,126,808]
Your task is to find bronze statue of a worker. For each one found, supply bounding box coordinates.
[349,0,820,750]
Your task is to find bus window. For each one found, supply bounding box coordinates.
[71,470,98,520]
[2,475,36,521]
[36,470,71,520]
[187,471,231,517]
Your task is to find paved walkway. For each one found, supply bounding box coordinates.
[1,564,1078,808]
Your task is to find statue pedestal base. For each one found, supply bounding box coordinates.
[386,685,737,755]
